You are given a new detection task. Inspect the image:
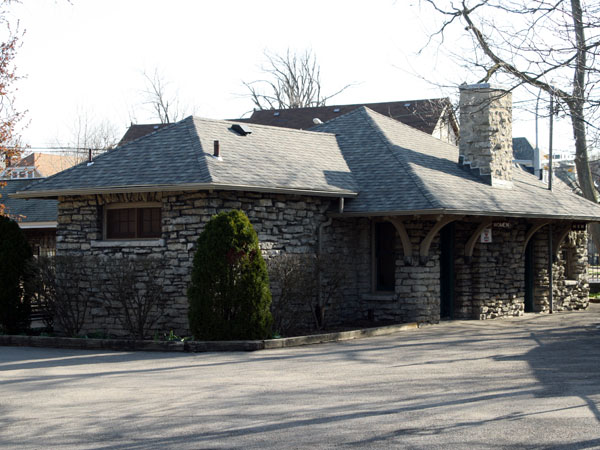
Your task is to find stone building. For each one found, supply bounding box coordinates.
[12,84,600,336]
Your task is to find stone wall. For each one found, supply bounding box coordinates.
[459,84,513,187]
[56,190,331,337]
[454,220,527,319]
[55,190,592,337]
[327,219,442,324]
[532,228,589,312]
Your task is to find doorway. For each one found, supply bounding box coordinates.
[524,240,534,312]
[440,223,455,319]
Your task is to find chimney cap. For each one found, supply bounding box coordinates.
[459,82,509,92]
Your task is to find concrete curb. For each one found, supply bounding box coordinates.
[0,322,419,353]
[263,322,419,349]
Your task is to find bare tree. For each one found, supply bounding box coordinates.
[0,0,26,216]
[141,69,189,123]
[62,109,119,162]
[422,0,600,248]
[243,49,353,110]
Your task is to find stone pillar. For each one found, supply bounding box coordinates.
[459,83,513,188]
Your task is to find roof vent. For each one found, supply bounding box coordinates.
[231,123,253,136]
[404,103,411,107]
[333,108,340,113]
[313,118,323,125]
[273,112,280,116]
[153,125,160,130]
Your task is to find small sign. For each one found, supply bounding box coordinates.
[572,222,587,231]
[493,222,511,229]
[480,228,492,243]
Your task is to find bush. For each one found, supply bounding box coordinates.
[27,254,96,337]
[99,257,167,339]
[267,253,316,335]
[188,210,272,340]
[0,215,32,333]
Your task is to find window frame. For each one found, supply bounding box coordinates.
[103,202,162,240]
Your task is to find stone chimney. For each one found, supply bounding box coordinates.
[459,83,513,188]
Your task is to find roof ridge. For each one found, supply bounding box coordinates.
[363,105,458,144]
[117,119,182,149]
[359,107,442,210]
[308,106,370,130]
[215,116,336,136]
[186,116,214,184]
[19,119,190,193]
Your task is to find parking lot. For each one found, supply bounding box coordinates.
[1,305,600,449]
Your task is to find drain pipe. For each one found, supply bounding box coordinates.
[317,216,333,326]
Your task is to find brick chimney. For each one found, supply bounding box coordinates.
[459,83,513,188]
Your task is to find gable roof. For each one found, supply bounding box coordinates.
[12,117,358,199]
[238,98,456,134]
[1,179,58,225]
[312,107,600,220]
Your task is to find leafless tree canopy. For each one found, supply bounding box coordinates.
[423,0,600,247]
[63,109,119,161]
[244,49,352,110]
[142,69,188,124]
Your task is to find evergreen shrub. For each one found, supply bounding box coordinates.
[0,215,32,333]
[188,210,272,340]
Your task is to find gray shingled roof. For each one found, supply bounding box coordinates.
[313,107,600,220]
[12,109,600,221]
[2,179,57,224]
[13,116,358,198]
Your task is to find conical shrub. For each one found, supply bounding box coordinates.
[188,210,272,340]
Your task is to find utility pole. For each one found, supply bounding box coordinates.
[548,95,554,192]
[548,93,554,313]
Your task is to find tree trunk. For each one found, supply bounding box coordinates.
[570,0,600,253]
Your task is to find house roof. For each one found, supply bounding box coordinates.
[1,179,58,226]
[312,107,600,220]
[12,108,600,222]
[513,137,535,161]
[117,123,169,146]
[237,98,456,134]
[12,116,358,199]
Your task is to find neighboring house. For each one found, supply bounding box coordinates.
[512,137,542,176]
[117,123,169,146]
[2,179,58,256]
[0,153,74,256]
[238,97,459,144]
[12,84,600,337]
[1,152,77,179]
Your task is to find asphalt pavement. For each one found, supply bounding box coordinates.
[1,305,600,449]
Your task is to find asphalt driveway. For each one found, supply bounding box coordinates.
[1,305,600,449]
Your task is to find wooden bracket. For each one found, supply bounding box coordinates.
[522,221,551,256]
[388,217,413,265]
[464,219,494,264]
[419,216,458,264]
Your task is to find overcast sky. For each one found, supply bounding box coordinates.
[9,0,572,154]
